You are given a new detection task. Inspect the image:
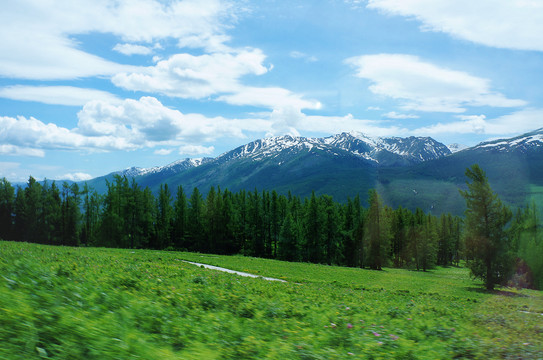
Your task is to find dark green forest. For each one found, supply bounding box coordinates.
[0,173,541,288]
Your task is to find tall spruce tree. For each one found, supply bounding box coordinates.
[364,190,388,270]
[0,178,15,240]
[460,164,513,290]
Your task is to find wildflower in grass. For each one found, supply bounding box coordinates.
[389,334,399,341]
[377,341,383,345]
[372,331,381,337]
[407,318,412,321]
[347,323,353,329]
[330,323,337,328]
[345,306,350,310]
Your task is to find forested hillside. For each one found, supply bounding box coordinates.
[1,173,541,289]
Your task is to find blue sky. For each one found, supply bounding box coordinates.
[1,0,543,182]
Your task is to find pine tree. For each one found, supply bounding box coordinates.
[460,164,513,290]
[156,183,173,249]
[390,206,408,267]
[187,187,205,252]
[303,191,325,263]
[322,195,342,265]
[364,190,389,270]
[0,178,15,240]
[278,212,298,261]
[172,185,188,250]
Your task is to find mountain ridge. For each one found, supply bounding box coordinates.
[79,128,543,215]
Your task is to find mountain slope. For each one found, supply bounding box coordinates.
[376,128,543,214]
[80,129,543,215]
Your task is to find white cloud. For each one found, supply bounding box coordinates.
[178,145,215,156]
[383,111,419,119]
[76,96,276,148]
[0,115,135,154]
[112,49,270,99]
[0,0,236,80]
[0,86,119,106]
[58,172,93,182]
[367,0,543,52]
[0,96,272,156]
[346,54,526,113]
[218,87,322,110]
[154,148,174,155]
[415,109,543,136]
[0,145,45,157]
[113,43,153,56]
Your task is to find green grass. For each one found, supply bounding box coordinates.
[1,241,542,359]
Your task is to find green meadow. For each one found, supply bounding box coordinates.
[1,241,542,359]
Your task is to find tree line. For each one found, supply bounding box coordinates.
[0,166,541,289]
[0,175,462,269]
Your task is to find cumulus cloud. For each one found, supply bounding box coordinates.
[0,86,120,106]
[0,96,273,157]
[0,115,137,154]
[0,0,235,79]
[346,54,526,113]
[112,49,270,99]
[367,0,543,52]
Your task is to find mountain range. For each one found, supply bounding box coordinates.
[83,129,543,215]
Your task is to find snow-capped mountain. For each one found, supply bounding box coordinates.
[117,158,212,178]
[472,128,543,153]
[82,128,543,214]
[324,132,451,165]
[215,132,451,167]
[110,133,451,181]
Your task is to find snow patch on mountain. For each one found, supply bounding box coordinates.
[447,143,469,153]
[473,129,543,152]
[216,132,451,166]
[117,157,211,177]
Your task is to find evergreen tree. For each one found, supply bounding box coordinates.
[364,190,389,270]
[42,181,62,245]
[406,209,424,270]
[390,206,408,267]
[187,187,205,252]
[24,177,42,243]
[303,191,323,263]
[419,214,438,271]
[13,186,26,242]
[270,190,281,258]
[278,212,299,261]
[342,198,356,267]
[81,183,101,247]
[172,185,188,250]
[61,182,80,246]
[460,164,513,290]
[0,178,15,240]
[322,195,342,265]
[156,183,173,249]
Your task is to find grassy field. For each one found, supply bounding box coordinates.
[1,241,542,359]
